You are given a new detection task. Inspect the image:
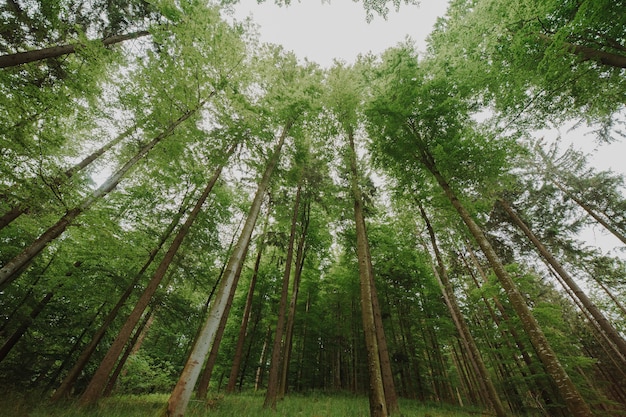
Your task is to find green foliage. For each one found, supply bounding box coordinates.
[116,353,176,395]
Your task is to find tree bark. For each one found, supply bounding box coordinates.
[79,145,227,406]
[0,30,151,68]
[418,149,592,417]
[264,183,302,409]
[162,121,291,417]
[500,199,626,363]
[195,242,250,399]
[226,232,267,393]
[0,103,205,290]
[348,129,388,417]
[419,205,508,417]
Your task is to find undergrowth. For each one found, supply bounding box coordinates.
[2,390,491,417]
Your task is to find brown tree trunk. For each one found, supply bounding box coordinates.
[279,201,309,398]
[79,146,227,406]
[50,192,189,401]
[0,103,206,290]
[0,30,151,68]
[500,199,626,362]
[347,129,388,417]
[0,288,56,362]
[226,230,267,393]
[264,183,302,409]
[102,308,155,397]
[163,122,292,417]
[419,205,508,417]
[537,32,626,69]
[418,149,592,417]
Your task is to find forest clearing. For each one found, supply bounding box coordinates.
[1,0,625,416]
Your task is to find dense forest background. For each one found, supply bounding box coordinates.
[1,1,625,416]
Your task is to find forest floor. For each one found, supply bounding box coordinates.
[3,390,494,417]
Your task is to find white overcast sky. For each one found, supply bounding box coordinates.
[230,0,449,67]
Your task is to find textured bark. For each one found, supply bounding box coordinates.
[500,199,626,362]
[226,232,267,393]
[80,147,226,406]
[420,151,592,417]
[264,184,302,410]
[0,103,205,290]
[348,129,388,417]
[50,193,189,401]
[419,205,508,417]
[195,243,249,399]
[0,30,150,68]
[162,122,291,417]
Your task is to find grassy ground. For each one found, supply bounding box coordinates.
[3,390,491,417]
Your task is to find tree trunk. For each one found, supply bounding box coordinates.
[0,287,56,362]
[537,32,626,69]
[279,201,309,398]
[50,192,189,401]
[102,307,155,397]
[162,121,291,417]
[79,146,227,406]
[196,242,250,399]
[0,30,151,68]
[0,103,206,290]
[226,231,267,393]
[550,179,626,245]
[420,152,592,417]
[348,129,388,417]
[264,183,302,410]
[500,199,626,362]
[0,122,136,231]
[419,205,508,417]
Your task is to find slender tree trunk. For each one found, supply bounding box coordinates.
[347,129,388,417]
[279,203,309,398]
[0,30,151,68]
[102,308,155,397]
[264,183,302,409]
[79,146,227,406]
[162,121,292,417]
[50,192,190,401]
[0,287,56,362]
[255,325,272,391]
[419,150,592,417]
[226,231,267,393]
[500,199,626,362]
[551,179,626,245]
[195,242,250,399]
[0,123,137,231]
[0,103,206,290]
[419,205,508,417]
[44,302,106,394]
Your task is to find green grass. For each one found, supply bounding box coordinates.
[2,390,491,417]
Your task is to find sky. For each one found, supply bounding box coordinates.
[229,0,449,67]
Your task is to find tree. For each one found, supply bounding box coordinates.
[365,45,593,417]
